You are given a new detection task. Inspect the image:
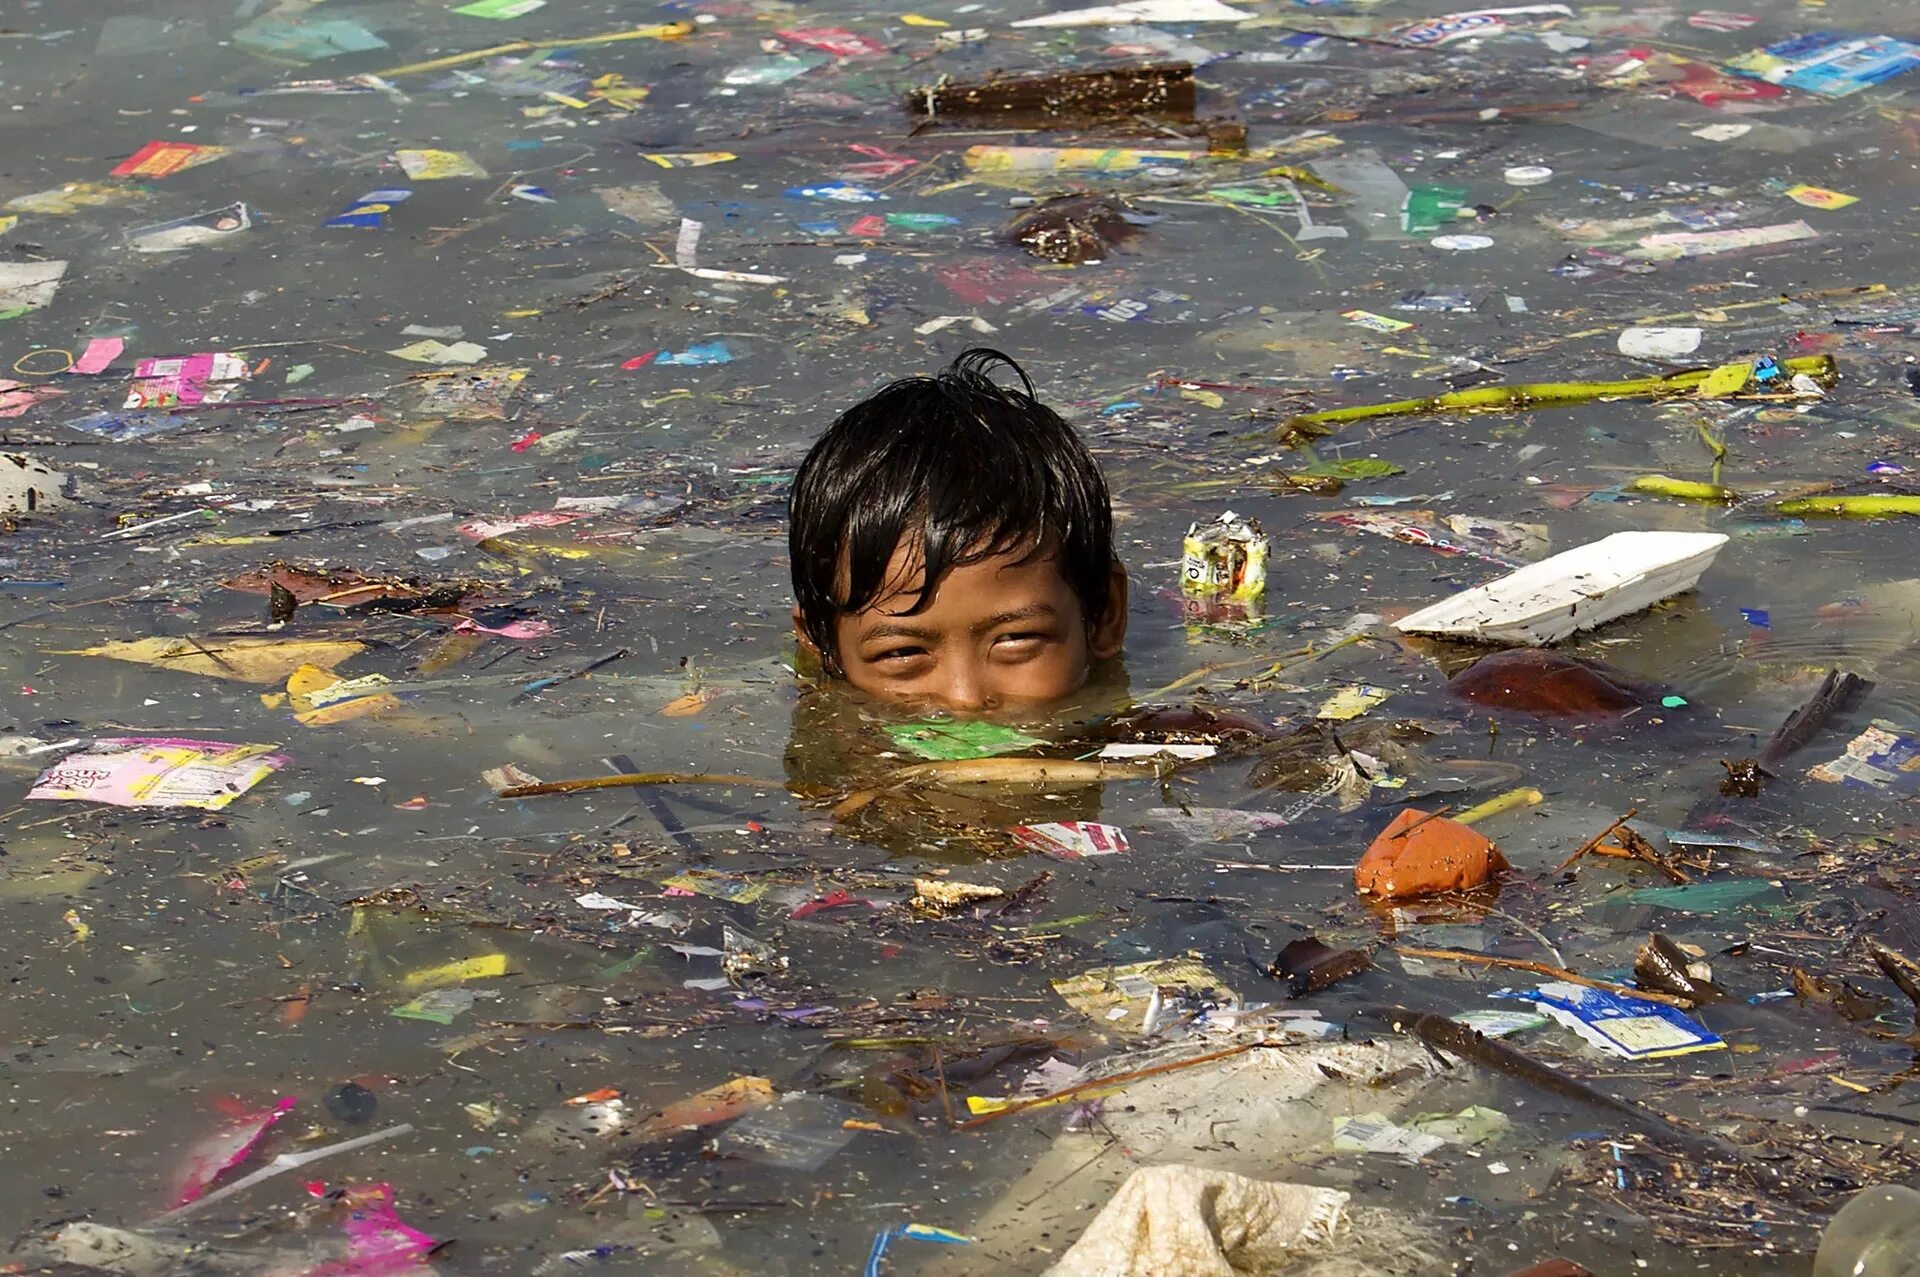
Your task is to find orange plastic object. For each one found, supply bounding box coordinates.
[1355,808,1509,900]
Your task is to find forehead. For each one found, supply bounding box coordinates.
[835,529,1055,603]
[845,544,1074,622]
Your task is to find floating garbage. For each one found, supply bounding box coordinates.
[1355,808,1509,899]
[1,0,1917,1271]
[1394,531,1730,645]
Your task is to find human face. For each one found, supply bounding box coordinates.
[795,544,1127,714]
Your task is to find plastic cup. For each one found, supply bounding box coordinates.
[1814,1185,1920,1277]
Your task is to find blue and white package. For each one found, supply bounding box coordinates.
[1807,721,1920,790]
[1490,982,1724,1060]
[1728,32,1920,98]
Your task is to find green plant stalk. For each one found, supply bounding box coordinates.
[1280,355,1838,435]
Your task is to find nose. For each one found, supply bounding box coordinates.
[932,660,995,714]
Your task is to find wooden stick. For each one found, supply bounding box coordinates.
[956,1040,1285,1130]
[375,22,693,77]
[1395,945,1696,1009]
[1558,808,1638,871]
[933,1045,957,1128]
[831,758,1160,820]
[1388,805,1453,840]
[496,772,782,799]
[1609,825,1690,884]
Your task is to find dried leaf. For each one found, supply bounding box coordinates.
[52,636,365,684]
[662,687,720,717]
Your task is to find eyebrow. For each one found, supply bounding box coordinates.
[858,620,940,645]
[971,603,1059,636]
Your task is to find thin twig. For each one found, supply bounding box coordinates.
[1559,808,1638,871]
[933,1045,957,1128]
[957,1041,1287,1130]
[1395,945,1697,1009]
[497,772,782,799]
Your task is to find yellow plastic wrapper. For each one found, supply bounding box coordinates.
[1180,510,1269,603]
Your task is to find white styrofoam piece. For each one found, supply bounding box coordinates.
[0,453,72,514]
[1392,530,1728,645]
[1011,0,1252,27]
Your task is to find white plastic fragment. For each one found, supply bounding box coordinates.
[1617,326,1703,359]
[1012,0,1252,27]
[1392,530,1730,645]
[0,452,74,513]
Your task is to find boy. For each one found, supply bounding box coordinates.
[789,349,1127,714]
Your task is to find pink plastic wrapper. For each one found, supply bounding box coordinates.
[173,1096,297,1206]
[0,379,66,417]
[125,352,247,408]
[30,737,289,811]
[451,618,552,640]
[71,337,125,375]
[301,1183,438,1277]
[455,511,589,540]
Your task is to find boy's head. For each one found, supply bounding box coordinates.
[789,349,1126,713]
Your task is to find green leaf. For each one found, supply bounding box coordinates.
[1292,457,1405,480]
[884,720,1043,761]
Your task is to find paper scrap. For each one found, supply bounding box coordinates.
[1343,309,1414,333]
[670,217,786,284]
[1316,685,1390,721]
[401,953,509,991]
[0,261,69,319]
[1331,1113,1447,1161]
[389,339,488,365]
[1052,958,1238,1036]
[1096,741,1217,760]
[394,149,489,180]
[1010,821,1131,861]
[1808,721,1920,790]
[71,337,124,374]
[125,352,248,408]
[661,871,769,904]
[30,737,288,810]
[325,189,412,229]
[111,140,227,178]
[637,151,736,169]
[4,182,132,216]
[0,378,67,418]
[1492,982,1725,1060]
[127,202,251,253]
[453,0,545,16]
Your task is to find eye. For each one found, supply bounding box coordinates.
[993,631,1049,653]
[872,647,927,665]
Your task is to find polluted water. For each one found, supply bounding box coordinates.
[7,0,1920,1272]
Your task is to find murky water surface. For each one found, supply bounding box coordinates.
[2,0,1919,1272]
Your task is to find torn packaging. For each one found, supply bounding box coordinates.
[945,1038,1438,1272]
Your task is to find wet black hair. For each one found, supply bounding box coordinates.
[789,348,1115,671]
